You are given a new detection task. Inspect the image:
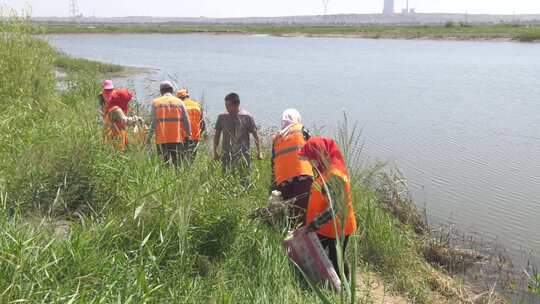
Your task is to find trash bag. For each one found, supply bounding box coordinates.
[283,227,341,291]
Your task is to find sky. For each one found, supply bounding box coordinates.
[2,0,540,18]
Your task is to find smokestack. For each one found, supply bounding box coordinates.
[383,0,394,15]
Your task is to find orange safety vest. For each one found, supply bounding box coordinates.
[272,124,313,184]
[104,105,128,151]
[181,98,203,141]
[306,168,357,238]
[152,95,185,145]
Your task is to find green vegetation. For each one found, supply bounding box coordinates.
[516,31,540,42]
[527,272,540,297]
[535,275,540,297]
[38,22,540,42]
[55,53,123,74]
[1,16,513,303]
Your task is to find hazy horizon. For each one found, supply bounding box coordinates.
[2,0,540,18]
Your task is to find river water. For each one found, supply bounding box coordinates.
[44,33,540,261]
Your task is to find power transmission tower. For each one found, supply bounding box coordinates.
[69,0,80,18]
[322,0,330,15]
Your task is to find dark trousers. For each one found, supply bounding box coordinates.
[319,236,350,279]
[184,140,199,163]
[157,143,184,167]
[277,177,313,225]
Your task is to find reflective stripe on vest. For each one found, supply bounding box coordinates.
[273,124,313,184]
[181,99,203,141]
[158,117,182,123]
[305,168,357,238]
[156,104,182,109]
[153,95,185,145]
[274,145,304,158]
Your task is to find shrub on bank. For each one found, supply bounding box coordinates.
[517,31,540,42]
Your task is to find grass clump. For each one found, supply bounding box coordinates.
[516,31,540,42]
[55,53,123,75]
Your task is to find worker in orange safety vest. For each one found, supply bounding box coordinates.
[271,109,314,226]
[103,104,142,152]
[99,80,141,151]
[146,81,191,167]
[177,88,206,162]
[98,79,133,123]
[298,136,357,279]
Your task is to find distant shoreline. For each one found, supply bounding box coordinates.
[267,32,518,42]
[37,23,540,42]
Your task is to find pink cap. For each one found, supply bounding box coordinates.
[102,80,114,90]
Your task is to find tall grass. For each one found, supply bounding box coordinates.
[0,14,56,104]
[0,14,500,303]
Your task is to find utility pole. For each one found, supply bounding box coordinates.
[69,0,80,18]
[322,0,330,15]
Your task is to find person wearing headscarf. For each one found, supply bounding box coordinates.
[298,136,357,279]
[271,109,314,225]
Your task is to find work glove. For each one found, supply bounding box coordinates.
[125,116,143,125]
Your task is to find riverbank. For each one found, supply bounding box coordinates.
[54,52,154,78]
[38,23,540,42]
[0,17,529,303]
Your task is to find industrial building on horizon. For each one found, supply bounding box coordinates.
[48,0,540,25]
[38,13,540,26]
[383,0,394,15]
